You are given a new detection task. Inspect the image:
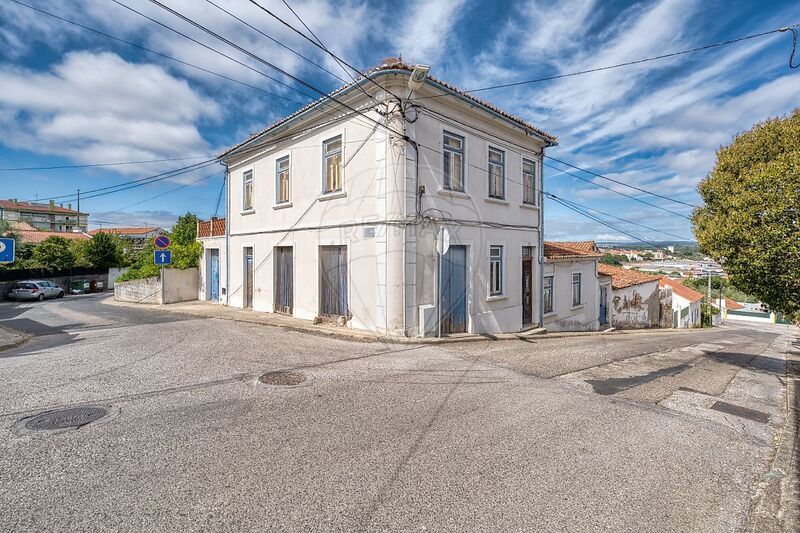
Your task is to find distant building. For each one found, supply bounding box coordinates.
[0,199,88,232]
[89,227,163,251]
[14,229,90,244]
[659,277,703,328]
[598,264,667,328]
[543,241,603,332]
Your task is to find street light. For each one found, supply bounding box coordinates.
[408,64,430,91]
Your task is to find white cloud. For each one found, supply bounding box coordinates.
[392,0,467,64]
[0,51,218,174]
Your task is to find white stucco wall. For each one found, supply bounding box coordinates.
[672,293,702,328]
[609,280,660,329]
[542,259,600,332]
[198,236,226,302]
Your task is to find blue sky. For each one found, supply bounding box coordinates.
[0,0,797,238]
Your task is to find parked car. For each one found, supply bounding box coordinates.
[7,281,64,301]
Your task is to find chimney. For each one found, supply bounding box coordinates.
[49,200,55,209]
[68,203,72,210]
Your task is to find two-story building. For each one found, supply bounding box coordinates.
[210,60,557,337]
[0,199,88,232]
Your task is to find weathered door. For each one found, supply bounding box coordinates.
[274,247,293,314]
[599,286,608,325]
[522,258,533,326]
[209,249,220,301]
[440,245,467,334]
[244,246,253,308]
[319,246,348,317]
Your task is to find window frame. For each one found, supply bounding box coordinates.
[488,147,505,200]
[242,169,254,212]
[522,157,537,205]
[543,275,554,314]
[489,244,504,297]
[322,134,344,195]
[275,155,291,205]
[572,272,582,307]
[442,130,466,192]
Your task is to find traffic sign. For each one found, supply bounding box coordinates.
[154,250,172,265]
[0,238,15,264]
[154,235,171,249]
[436,227,450,255]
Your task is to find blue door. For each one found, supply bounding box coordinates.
[440,245,467,334]
[209,249,220,301]
[599,286,608,325]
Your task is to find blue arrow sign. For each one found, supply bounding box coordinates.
[154,250,172,265]
[0,238,15,264]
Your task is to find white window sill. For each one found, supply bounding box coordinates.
[484,197,509,206]
[240,209,255,215]
[571,304,584,310]
[519,203,539,211]
[437,188,470,199]
[318,191,346,202]
[543,311,557,318]
[273,202,293,210]
[487,294,507,302]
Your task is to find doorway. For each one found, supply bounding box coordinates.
[244,246,253,308]
[319,246,348,317]
[440,245,467,334]
[522,257,533,326]
[274,246,293,315]
[208,249,220,301]
[599,285,608,326]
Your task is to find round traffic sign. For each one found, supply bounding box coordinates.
[154,235,171,249]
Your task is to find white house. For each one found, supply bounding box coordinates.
[597,264,664,328]
[542,241,603,331]
[197,218,226,303]
[210,60,557,337]
[659,276,703,328]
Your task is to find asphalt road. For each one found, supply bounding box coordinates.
[0,294,795,532]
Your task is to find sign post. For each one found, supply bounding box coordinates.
[435,227,450,339]
[0,238,15,264]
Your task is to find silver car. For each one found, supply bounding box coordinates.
[8,280,64,301]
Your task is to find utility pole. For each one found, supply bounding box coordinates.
[77,188,81,231]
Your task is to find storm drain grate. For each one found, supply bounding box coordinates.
[259,371,306,386]
[25,407,108,431]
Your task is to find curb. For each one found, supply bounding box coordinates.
[0,325,30,353]
[103,296,721,345]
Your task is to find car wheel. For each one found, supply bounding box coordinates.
[37,294,45,301]
[58,291,64,298]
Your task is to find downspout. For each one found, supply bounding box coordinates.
[538,155,545,328]
[224,164,230,306]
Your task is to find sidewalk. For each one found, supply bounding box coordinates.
[103,296,716,344]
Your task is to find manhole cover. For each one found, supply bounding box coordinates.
[25,407,108,431]
[259,371,306,386]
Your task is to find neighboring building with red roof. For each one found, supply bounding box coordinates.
[89,227,163,251]
[542,241,604,331]
[659,277,703,327]
[0,199,88,232]
[598,264,670,328]
[14,229,90,244]
[196,218,226,303]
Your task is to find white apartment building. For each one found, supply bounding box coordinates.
[210,60,557,337]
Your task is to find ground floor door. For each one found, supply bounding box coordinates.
[244,246,253,308]
[440,245,467,334]
[209,249,220,301]
[522,258,533,326]
[599,286,608,325]
[274,246,293,314]
[319,246,348,317]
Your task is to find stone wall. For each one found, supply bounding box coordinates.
[610,280,661,329]
[162,268,198,304]
[114,276,162,304]
[113,268,199,305]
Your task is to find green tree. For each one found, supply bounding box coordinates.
[693,109,800,321]
[31,236,76,270]
[171,212,198,245]
[85,232,122,268]
[600,253,627,266]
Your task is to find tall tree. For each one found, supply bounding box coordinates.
[85,232,122,268]
[693,109,800,320]
[31,236,76,270]
[171,212,198,245]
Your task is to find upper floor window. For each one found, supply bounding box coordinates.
[572,272,582,306]
[443,131,465,192]
[488,147,505,199]
[323,135,343,194]
[543,275,553,313]
[242,169,254,211]
[489,245,503,296]
[522,158,536,205]
[276,155,290,204]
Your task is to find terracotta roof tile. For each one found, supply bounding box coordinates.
[724,297,744,310]
[597,264,660,289]
[221,62,556,159]
[659,276,704,303]
[544,241,601,259]
[0,199,84,215]
[15,230,90,244]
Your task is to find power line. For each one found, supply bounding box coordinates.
[418,23,800,98]
[199,0,347,84]
[7,0,303,105]
[0,154,210,172]
[545,155,700,208]
[213,174,226,218]
[543,161,691,219]
[110,0,315,101]
[115,171,222,212]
